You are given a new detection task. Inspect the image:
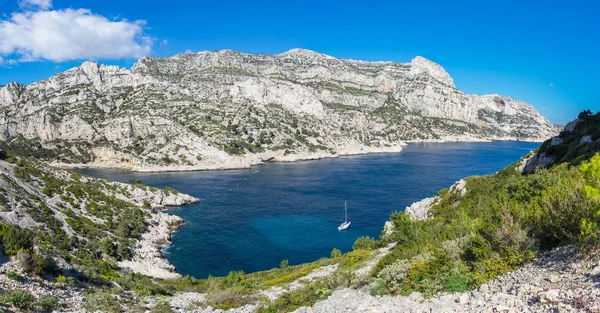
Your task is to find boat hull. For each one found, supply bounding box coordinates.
[338,221,351,231]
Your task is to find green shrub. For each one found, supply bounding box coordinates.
[36,295,60,312]
[83,290,123,313]
[17,249,46,276]
[340,250,371,269]
[262,264,319,287]
[443,273,471,292]
[260,283,331,313]
[163,187,179,195]
[330,248,342,258]
[353,236,376,250]
[5,270,24,281]
[280,259,289,270]
[204,290,256,310]
[129,178,143,184]
[0,223,34,255]
[223,270,248,289]
[2,289,36,310]
[377,259,409,294]
[151,304,174,313]
[99,238,117,258]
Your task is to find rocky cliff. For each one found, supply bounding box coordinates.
[521,111,600,173]
[0,49,555,171]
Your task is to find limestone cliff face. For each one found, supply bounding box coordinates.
[0,49,556,171]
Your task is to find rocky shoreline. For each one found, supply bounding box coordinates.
[51,142,406,173]
[118,212,184,280]
[50,138,540,173]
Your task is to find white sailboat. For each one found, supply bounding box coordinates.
[338,201,351,231]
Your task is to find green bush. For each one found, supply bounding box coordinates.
[36,295,60,312]
[150,304,174,313]
[83,290,123,313]
[5,270,24,281]
[330,248,342,258]
[99,238,117,258]
[204,290,256,310]
[260,283,331,313]
[0,223,34,255]
[2,289,36,310]
[129,178,143,184]
[223,270,248,289]
[443,273,471,292]
[280,259,289,270]
[262,264,319,287]
[17,249,47,276]
[340,250,371,269]
[353,236,376,250]
[377,259,409,294]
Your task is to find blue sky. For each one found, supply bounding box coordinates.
[0,0,598,124]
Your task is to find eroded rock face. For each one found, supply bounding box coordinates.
[0,49,556,171]
[523,152,555,174]
[564,119,581,133]
[405,197,439,220]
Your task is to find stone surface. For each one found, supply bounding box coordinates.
[405,196,438,220]
[564,119,581,133]
[405,179,466,220]
[522,152,555,174]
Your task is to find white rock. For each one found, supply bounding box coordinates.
[0,49,556,172]
[550,136,563,146]
[564,118,581,133]
[538,289,559,303]
[580,135,593,145]
[405,196,438,220]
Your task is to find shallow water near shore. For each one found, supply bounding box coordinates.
[78,141,539,278]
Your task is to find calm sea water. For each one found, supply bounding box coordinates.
[78,141,539,278]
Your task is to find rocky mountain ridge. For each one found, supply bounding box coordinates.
[0,49,555,171]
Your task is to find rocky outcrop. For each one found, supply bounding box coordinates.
[564,119,581,133]
[404,179,467,221]
[405,197,439,220]
[118,212,184,279]
[521,113,600,174]
[450,179,467,196]
[0,49,556,171]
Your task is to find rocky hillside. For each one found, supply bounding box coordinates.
[0,153,198,311]
[522,110,600,173]
[0,49,555,171]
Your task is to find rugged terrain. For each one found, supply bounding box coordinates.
[0,112,598,313]
[0,49,555,171]
[292,246,600,313]
[0,153,198,312]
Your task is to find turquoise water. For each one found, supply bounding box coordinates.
[78,141,539,278]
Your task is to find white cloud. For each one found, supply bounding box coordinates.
[19,0,53,10]
[160,39,168,46]
[184,49,193,54]
[548,83,554,87]
[0,8,153,63]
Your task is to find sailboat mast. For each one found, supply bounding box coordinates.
[344,201,348,222]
